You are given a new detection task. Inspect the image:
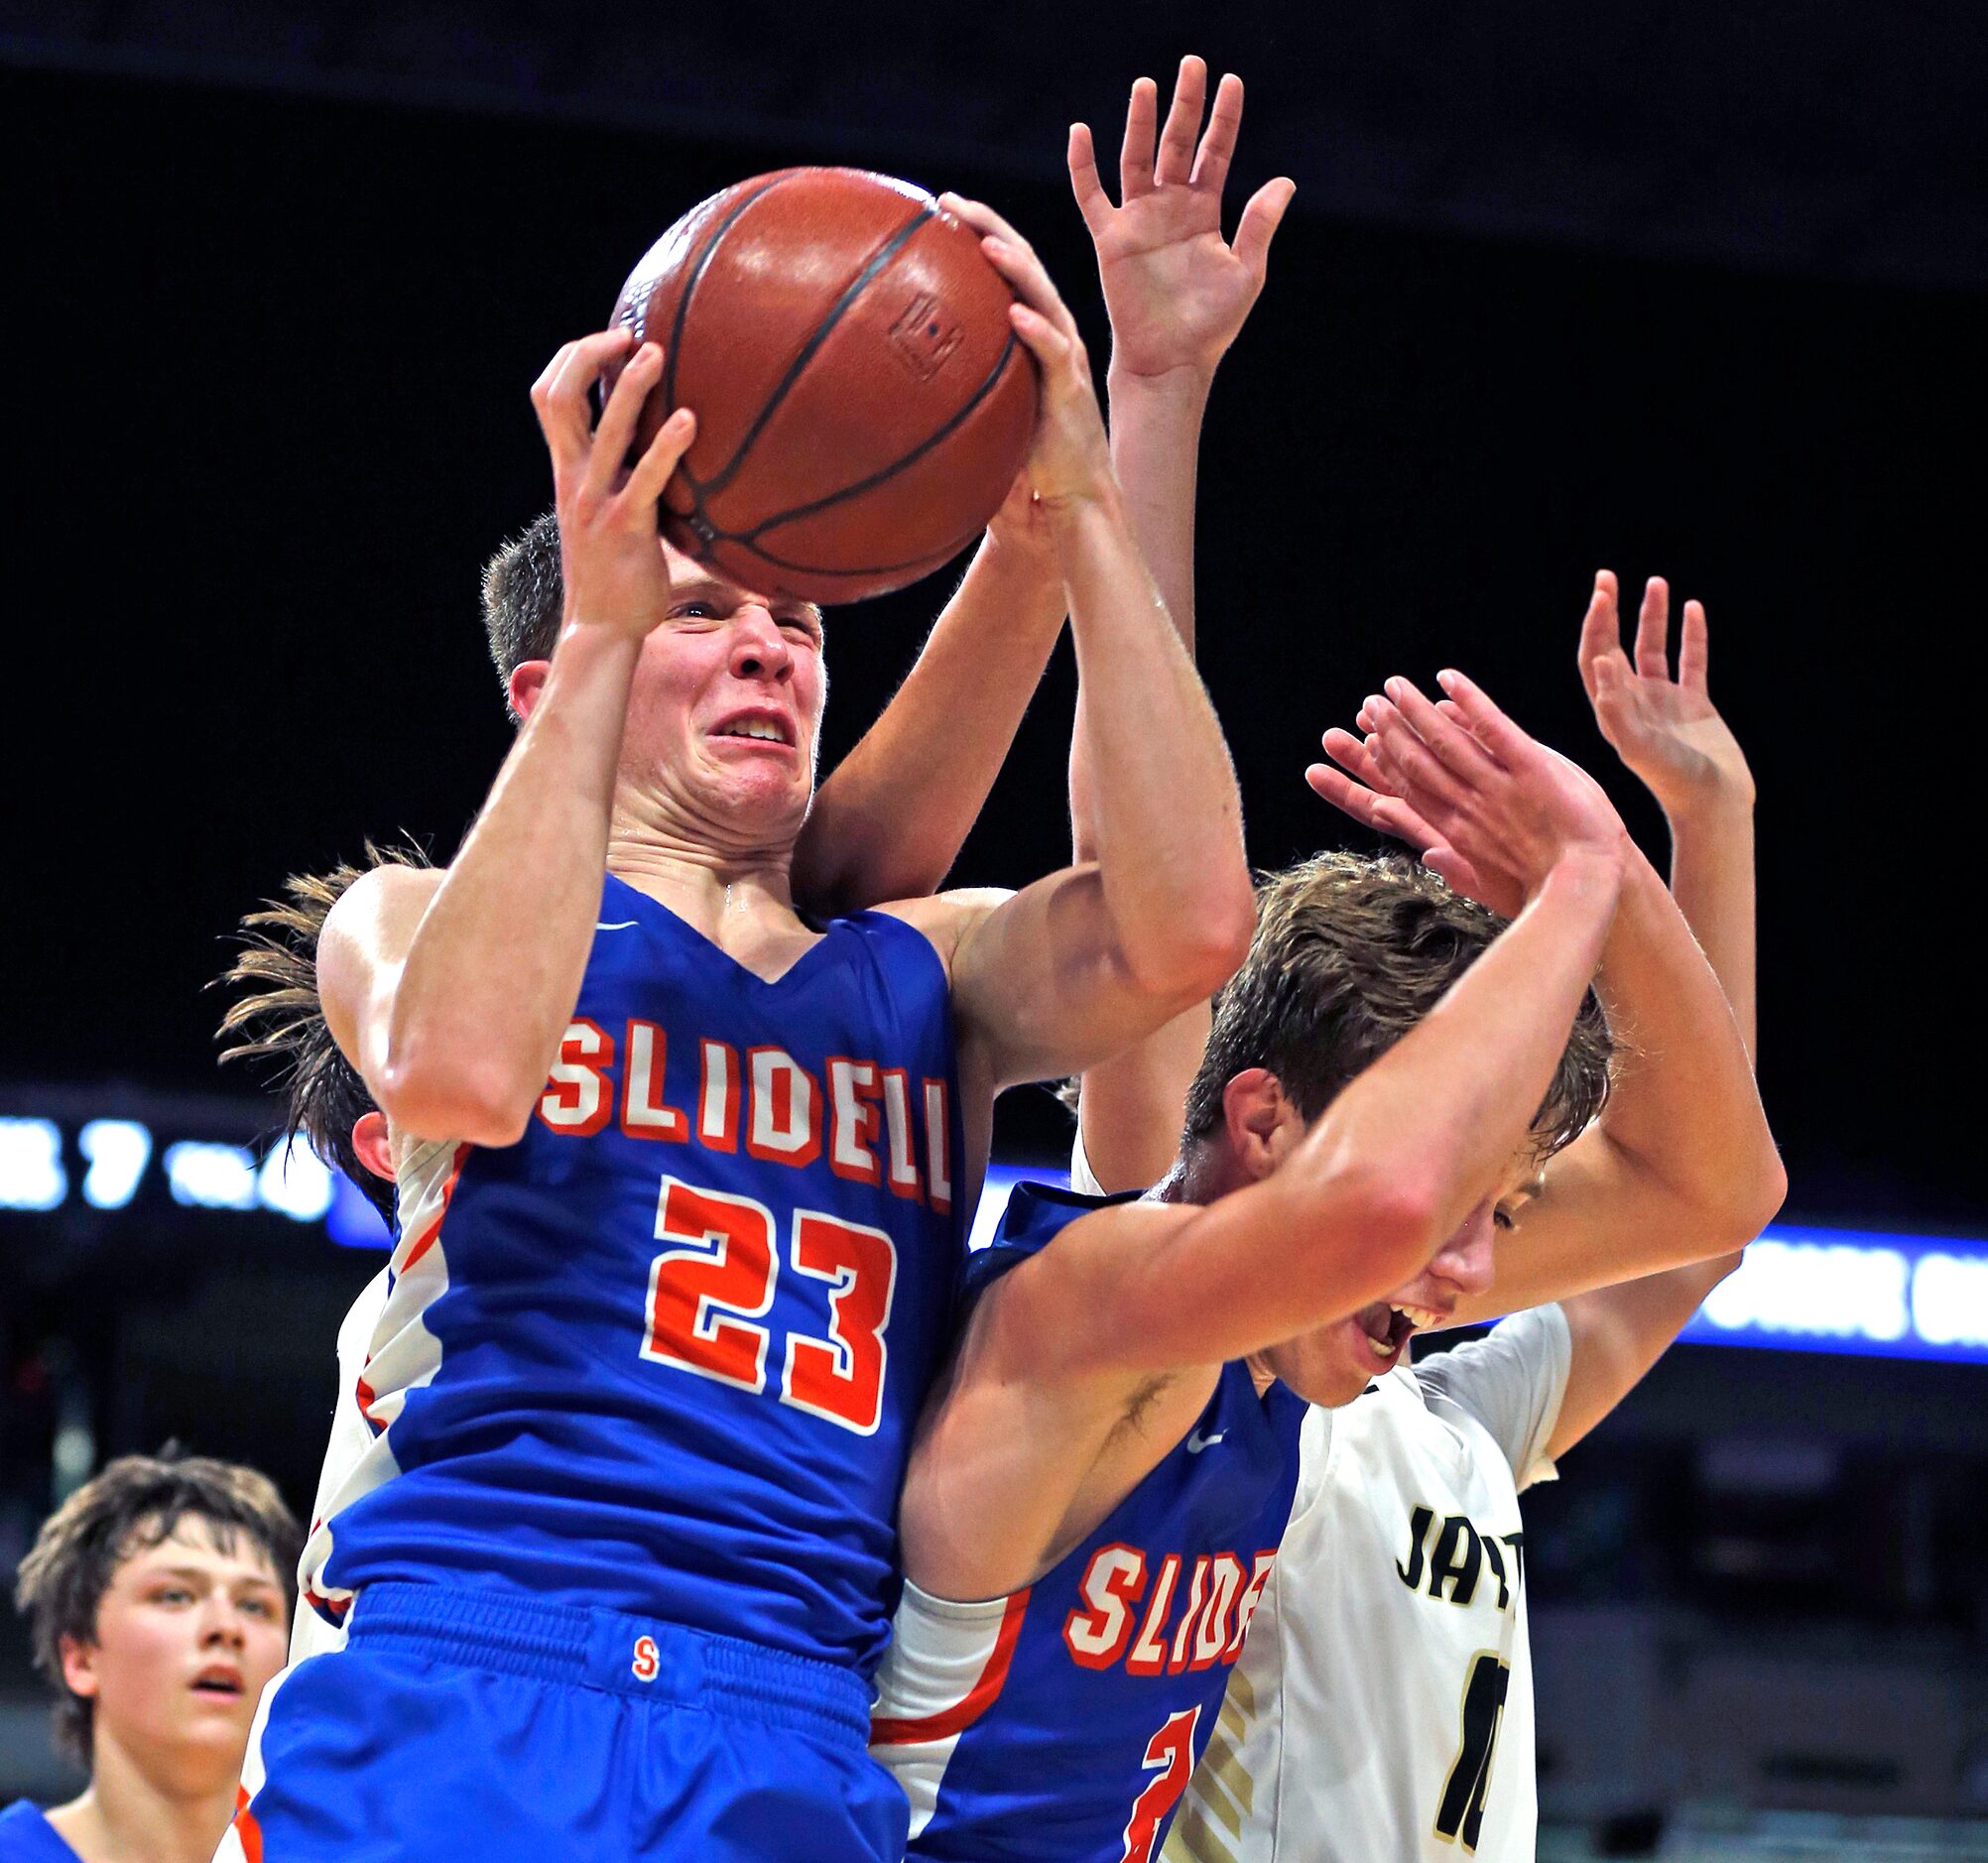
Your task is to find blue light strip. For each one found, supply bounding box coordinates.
[1678,1223,1988,1365]
[7,1112,1986,1366]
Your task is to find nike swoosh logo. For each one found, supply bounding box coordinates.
[1185,1428,1226,1454]
[595,921,640,932]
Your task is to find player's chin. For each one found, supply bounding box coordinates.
[1274,1320,1391,1410]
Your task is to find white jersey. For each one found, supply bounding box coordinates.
[1162,1305,1570,1863]
[287,1259,392,1664]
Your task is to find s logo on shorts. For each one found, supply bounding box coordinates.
[631,1635,660,1682]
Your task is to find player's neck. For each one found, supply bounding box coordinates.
[606,786,804,934]
[48,1736,237,1863]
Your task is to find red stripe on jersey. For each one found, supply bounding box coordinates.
[869,1588,1032,1745]
[233,1786,265,1863]
[401,1143,472,1270]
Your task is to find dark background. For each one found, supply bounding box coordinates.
[4,2,1985,1841]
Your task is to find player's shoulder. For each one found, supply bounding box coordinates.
[870,887,1016,970]
[964,1188,1193,1354]
[321,858,447,954]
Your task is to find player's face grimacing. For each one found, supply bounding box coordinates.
[1255,1154,1541,1409]
[618,538,827,836]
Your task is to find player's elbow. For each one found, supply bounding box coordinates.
[1120,882,1254,1006]
[375,1050,538,1149]
[1697,1132,1788,1252]
[1735,1145,1789,1243]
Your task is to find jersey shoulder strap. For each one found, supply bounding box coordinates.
[955,1180,1141,1312]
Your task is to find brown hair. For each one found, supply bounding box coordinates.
[13,1448,302,1763]
[216,841,430,1224]
[1181,851,1614,1158]
[482,509,563,708]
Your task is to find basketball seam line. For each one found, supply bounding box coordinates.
[664,172,795,495]
[691,203,937,503]
[732,332,1023,547]
[730,523,994,582]
[664,172,796,490]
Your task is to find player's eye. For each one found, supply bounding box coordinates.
[673,602,717,620]
[1492,1206,1517,1232]
[153,1585,194,1606]
[238,1595,277,1618]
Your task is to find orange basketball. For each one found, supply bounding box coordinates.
[608,168,1040,605]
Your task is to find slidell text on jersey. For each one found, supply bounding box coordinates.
[538,1017,954,1211]
[1396,1505,1528,1610]
[1062,1544,1280,1677]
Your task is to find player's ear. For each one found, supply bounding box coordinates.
[508,659,552,724]
[59,1633,100,1700]
[350,1111,396,1183]
[1221,1069,1304,1180]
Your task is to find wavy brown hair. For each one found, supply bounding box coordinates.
[1181,851,1614,1160]
[14,1447,301,1763]
[216,841,429,1224]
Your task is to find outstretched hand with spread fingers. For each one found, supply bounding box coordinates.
[1308,671,1627,919]
[1067,54,1296,383]
[1577,570,1755,817]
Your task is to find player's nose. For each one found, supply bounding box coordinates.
[729,606,793,683]
[1429,1203,1497,1297]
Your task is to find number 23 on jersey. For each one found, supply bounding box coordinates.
[641,1175,898,1434]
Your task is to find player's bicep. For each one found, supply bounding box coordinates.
[1076,1003,1212,1193]
[317,865,445,1084]
[952,865,1205,1089]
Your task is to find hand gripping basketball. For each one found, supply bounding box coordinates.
[530,331,697,640]
[940,193,1115,511]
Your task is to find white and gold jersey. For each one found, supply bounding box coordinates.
[1163,1307,1570,1863]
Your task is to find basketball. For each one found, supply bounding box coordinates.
[608,167,1040,605]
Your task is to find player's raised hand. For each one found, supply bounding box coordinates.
[942,194,1114,509]
[530,332,696,641]
[1577,570,1756,818]
[1068,55,1296,383]
[1311,673,1628,917]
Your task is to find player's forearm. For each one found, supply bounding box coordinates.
[1308,850,1624,1243]
[1105,366,1209,649]
[1055,489,1253,997]
[382,624,638,1142]
[1591,842,1781,1229]
[793,535,1065,913]
[1068,372,1210,864]
[1087,853,1624,1371]
[1664,785,1757,1061]
[1061,374,1221,1179]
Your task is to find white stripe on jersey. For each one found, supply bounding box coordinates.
[295,1133,462,1634]
[1163,1310,1570,1863]
[869,1581,1024,1840]
[287,1263,391,1665]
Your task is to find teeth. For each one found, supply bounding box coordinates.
[1390,1304,1442,1331]
[1370,1334,1396,1358]
[724,721,785,742]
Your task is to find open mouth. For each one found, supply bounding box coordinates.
[190,1668,243,1698]
[710,716,794,747]
[1357,1302,1443,1362]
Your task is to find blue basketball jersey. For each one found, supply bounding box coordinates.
[301,873,965,1677]
[870,1183,1307,1862]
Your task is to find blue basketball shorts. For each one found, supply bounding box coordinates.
[225,1582,909,1863]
